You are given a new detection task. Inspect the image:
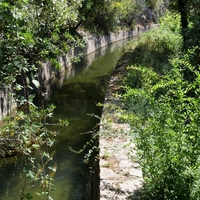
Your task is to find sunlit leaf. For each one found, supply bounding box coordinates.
[32,79,40,88]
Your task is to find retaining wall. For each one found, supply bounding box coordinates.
[0,24,157,120]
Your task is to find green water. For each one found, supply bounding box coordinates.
[0,41,128,200]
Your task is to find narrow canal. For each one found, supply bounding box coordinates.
[0,39,132,200]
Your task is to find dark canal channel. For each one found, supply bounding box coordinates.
[0,39,132,200]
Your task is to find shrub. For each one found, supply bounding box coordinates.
[122,47,200,200]
[124,11,183,73]
[122,10,200,199]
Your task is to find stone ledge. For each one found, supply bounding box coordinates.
[99,61,143,199]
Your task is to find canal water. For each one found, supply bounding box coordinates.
[0,39,132,200]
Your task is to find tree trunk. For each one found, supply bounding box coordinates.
[177,0,188,45]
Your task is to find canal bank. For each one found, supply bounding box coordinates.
[99,53,143,199]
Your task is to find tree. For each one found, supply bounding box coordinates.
[73,0,144,33]
[177,0,188,44]
[0,1,73,198]
[74,0,118,33]
[169,0,200,48]
[0,0,84,111]
[122,8,200,199]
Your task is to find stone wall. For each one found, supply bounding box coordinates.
[99,54,143,200]
[84,26,147,55]
[0,24,157,120]
[0,86,15,120]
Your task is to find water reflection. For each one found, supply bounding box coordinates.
[0,39,130,199]
[47,48,122,199]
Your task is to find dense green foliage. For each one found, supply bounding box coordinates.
[75,0,143,33]
[122,9,200,200]
[125,11,182,73]
[169,0,200,48]
[0,0,85,114]
[0,0,81,198]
